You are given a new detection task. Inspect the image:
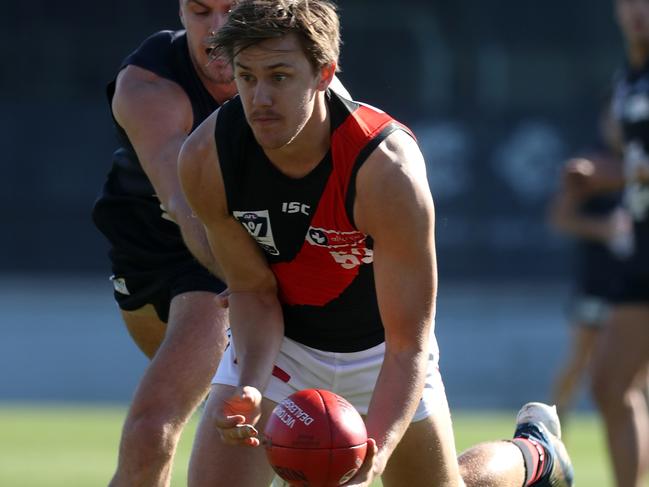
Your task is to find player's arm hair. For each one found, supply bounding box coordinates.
[178,112,284,392]
[353,130,437,475]
[112,65,220,276]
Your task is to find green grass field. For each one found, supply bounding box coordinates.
[0,405,618,486]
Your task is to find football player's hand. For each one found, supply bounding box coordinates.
[563,157,595,197]
[343,438,378,486]
[215,385,263,447]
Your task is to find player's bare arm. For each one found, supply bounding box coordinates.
[352,129,437,478]
[178,110,285,428]
[548,183,619,243]
[112,65,221,277]
[563,155,625,194]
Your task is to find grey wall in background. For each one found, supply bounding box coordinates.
[0,277,582,409]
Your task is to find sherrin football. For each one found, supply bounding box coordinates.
[264,389,368,487]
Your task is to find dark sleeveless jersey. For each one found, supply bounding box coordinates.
[215,91,413,352]
[612,62,649,270]
[104,30,219,197]
[574,193,624,297]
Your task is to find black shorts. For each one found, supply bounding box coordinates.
[92,189,226,322]
[608,263,649,305]
[607,224,649,304]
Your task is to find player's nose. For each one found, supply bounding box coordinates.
[253,82,272,107]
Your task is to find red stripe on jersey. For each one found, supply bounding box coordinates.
[271,104,397,306]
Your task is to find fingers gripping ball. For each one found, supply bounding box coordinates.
[264,389,368,487]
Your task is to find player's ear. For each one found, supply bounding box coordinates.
[317,62,336,92]
[179,2,186,28]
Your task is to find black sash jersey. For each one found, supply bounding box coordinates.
[215,91,413,352]
[612,63,649,270]
[105,30,220,197]
[575,193,625,297]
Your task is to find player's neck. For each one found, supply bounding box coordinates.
[264,93,331,179]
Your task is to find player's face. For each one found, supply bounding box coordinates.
[179,0,233,84]
[616,0,649,45]
[234,34,332,150]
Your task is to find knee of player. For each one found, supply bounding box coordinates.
[122,412,180,456]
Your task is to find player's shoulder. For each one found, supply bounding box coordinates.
[183,107,222,157]
[354,110,427,204]
[365,128,423,177]
[131,30,183,59]
[115,31,188,103]
[117,30,186,84]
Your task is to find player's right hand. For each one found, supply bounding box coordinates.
[214,385,263,447]
[563,157,595,196]
[343,438,378,486]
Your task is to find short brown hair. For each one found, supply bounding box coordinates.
[209,0,340,71]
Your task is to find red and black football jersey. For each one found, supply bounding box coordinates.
[215,91,413,351]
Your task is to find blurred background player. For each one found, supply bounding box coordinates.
[567,0,649,485]
[91,1,236,485]
[548,103,633,429]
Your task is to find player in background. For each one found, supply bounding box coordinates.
[179,1,574,486]
[548,105,633,428]
[563,1,649,484]
[91,1,235,485]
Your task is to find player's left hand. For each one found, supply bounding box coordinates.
[214,385,263,447]
[343,438,378,486]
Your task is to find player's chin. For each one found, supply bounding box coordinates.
[209,72,235,85]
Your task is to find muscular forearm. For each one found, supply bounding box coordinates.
[229,292,285,392]
[554,215,612,242]
[365,348,428,475]
[178,213,224,277]
[167,195,225,279]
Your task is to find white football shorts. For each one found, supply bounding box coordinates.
[212,330,443,422]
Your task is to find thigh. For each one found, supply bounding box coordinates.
[592,303,649,391]
[121,305,167,358]
[381,385,462,487]
[129,292,229,418]
[569,325,600,366]
[189,384,278,487]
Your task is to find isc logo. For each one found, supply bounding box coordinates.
[282,202,310,215]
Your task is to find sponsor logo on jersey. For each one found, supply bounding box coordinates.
[624,141,649,221]
[306,227,365,248]
[306,227,373,269]
[233,210,280,256]
[624,93,649,122]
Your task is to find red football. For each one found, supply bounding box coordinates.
[264,389,368,487]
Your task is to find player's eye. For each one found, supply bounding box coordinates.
[272,74,288,82]
[238,74,254,83]
[193,9,210,16]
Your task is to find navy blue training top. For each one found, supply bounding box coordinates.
[104,30,219,197]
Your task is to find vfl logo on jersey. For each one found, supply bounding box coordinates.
[233,210,280,256]
[306,227,373,269]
